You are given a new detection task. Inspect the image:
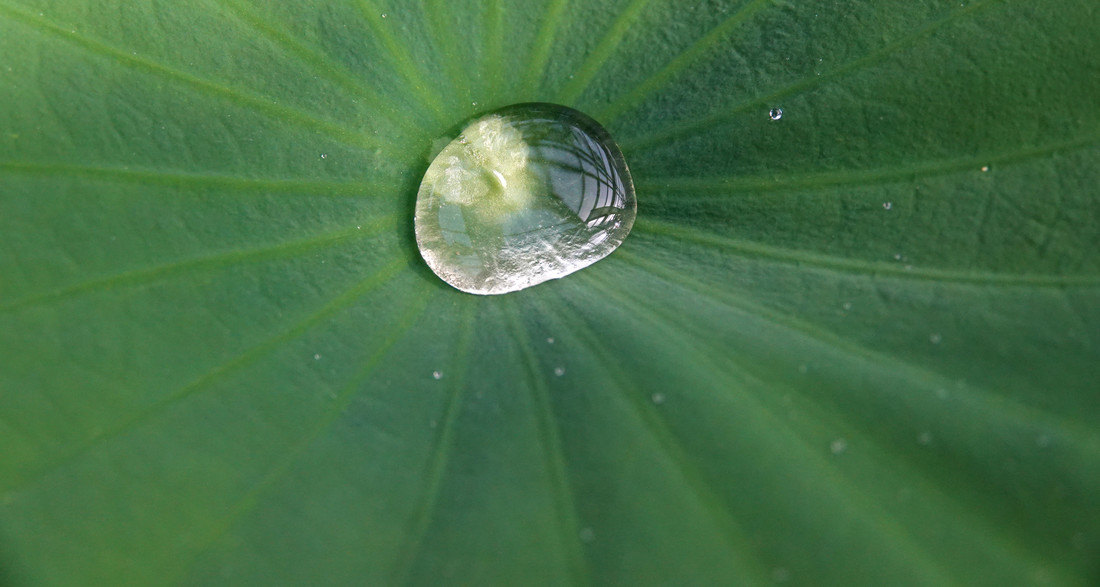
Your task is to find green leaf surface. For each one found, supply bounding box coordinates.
[2,0,1098,585]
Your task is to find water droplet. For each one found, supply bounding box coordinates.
[651,393,666,405]
[320,153,327,159]
[883,201,892,210]
[918,431,933,445]
[553,366,565,376]
[935,387,949,399]
[546,337,555,344]
[981,165,990,172]
[380,13,387,18]
[432,371,443,380]
[313,353,322,360]
[929,333,943,344]
[830,438,848,454]
[579,527,596,542]
[415,103,636,294]
[842,302,852,311]
[769,107,783,120]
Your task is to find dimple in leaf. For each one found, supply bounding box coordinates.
[414,103,636,295]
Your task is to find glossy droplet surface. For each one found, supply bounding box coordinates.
[414,103,636,295]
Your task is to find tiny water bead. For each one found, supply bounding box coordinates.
[769,107,783,120]
[414,103,636,295]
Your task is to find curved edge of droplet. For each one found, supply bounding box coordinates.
[413,103,637,296]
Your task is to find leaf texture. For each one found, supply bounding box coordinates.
[1,0,1098,585]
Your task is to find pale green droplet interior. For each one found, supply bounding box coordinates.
[414,103,636,295]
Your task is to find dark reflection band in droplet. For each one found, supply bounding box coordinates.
[414,103,636,295]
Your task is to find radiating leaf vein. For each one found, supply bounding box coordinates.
[554,0,654,105]
[213,0,428,135]
[505,296,592,587]
[0,258,410,497]
[613,250,1100,457]
[541,283,774,585]
[0,161,396,195]
[583,269,1033,585]
[594,0,776,123]
[0,216,397,314]
[0,1,396,155]
[353,0,449,121]
[388,297,478,585]
[633,218,1100,288]
[166,287,438,585]
[521,0,571,98]
[620,0,1006,151]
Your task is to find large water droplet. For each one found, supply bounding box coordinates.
[414,103,636,295]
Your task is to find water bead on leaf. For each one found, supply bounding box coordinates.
[414,103,636,295]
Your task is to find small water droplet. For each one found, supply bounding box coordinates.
[842,302,852,311]
[894,253,903,261]
[883,201,892,210]
[320,153,327,159]
[651,393,666,405]
[380,13,387,18]
[981,165,990,172]
[414,103,636,294]
[432,371,443,380]
[579,527,596,542]
[546,337,555,344]
[769,107,783,120]
[553,366,565,376]
[929,333,942,344]
[313,353,322,360]
[935,387,949,399]
[918,431,933,445]
[830,438,848,454]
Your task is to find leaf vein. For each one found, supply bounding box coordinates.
[505,297,592,587]
[621,0,1006,151]
[0,258,411,497]
[167,287,437,585]
[554,0,653,105]
[633,218,1100,288]
[0,216,398,314]
[594,0,776,123]
[0,1,395,154]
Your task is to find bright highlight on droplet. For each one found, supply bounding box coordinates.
[769,107,783,120]
[414,103,636,295]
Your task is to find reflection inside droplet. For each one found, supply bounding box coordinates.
[414,103,636,295]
